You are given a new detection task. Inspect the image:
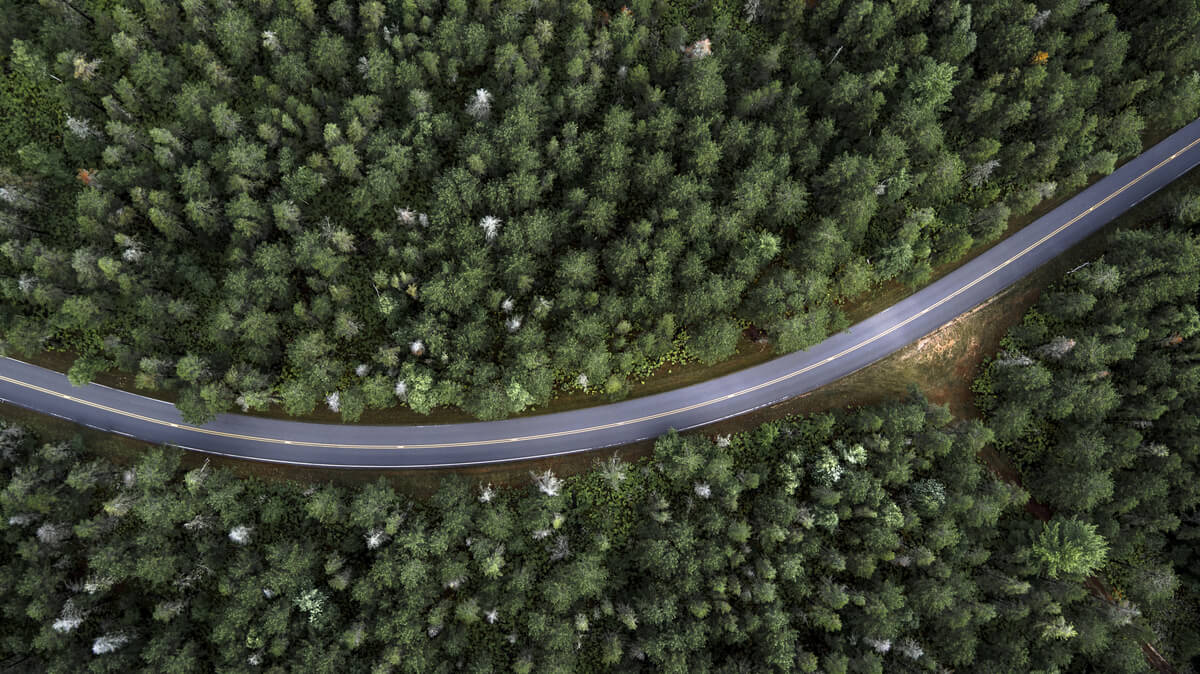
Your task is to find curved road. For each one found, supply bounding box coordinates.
[4,119,1200,468]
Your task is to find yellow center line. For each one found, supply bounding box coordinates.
[3,137,1200,452]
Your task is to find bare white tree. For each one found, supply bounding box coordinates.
[66,116,101,139]
[229,525,252,545]
[532,469,562,497]
[1030,9,1052,30]
[596,454,627,490]
[153,599,186,622]
[617,604,637,630]
[480,215,502,241]
[1034,181,1057,200]
[72,55,102,81]
[183,459,211,490]
[479,483,497,503]
[183,514,210,532]
[1138,442,1170,458]
[395,207,416,225]
[92,632,130,654]
[344,622,366,649]
[1036,336,1076,360]
[864,637,891,653]
[118,236,143,262]
[549,534,571,561]
[365,529,389,550]
[84,575,116,594]
[683,38,712,60]
[897,638,924,659]
[36,522,70,546]
[0,186,31,207]
[966,159,1001,187]
[52,599,86,633]
[743,0,761,22]
[995,351,1034,367]
[1107,599,1141,626]
[466,88,493,120]
[8,513,36,526]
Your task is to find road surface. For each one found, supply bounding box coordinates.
[3,119,1200,468]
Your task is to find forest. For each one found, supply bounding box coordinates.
[2,0,1200,422]
[0,395,1162,672]
[973,221,1200,667]
[5,176,1200,670]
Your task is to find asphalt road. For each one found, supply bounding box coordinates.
[4,119,1200,468]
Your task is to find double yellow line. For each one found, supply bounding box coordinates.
[3,137,1199,453]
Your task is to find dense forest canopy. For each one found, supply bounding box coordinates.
[974,216,1200,665]
[1,0,1199,423]
[0,395,1162,672]
[5,185,1200,670]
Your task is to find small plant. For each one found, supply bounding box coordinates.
[532,469,563,497]
[478,483,496,503]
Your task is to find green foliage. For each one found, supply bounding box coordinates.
[1032,516,1109,579]
[0,67,63,165]
[0,0,1187,422]
[0,389,1136,671]
[976,221,1200,667]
